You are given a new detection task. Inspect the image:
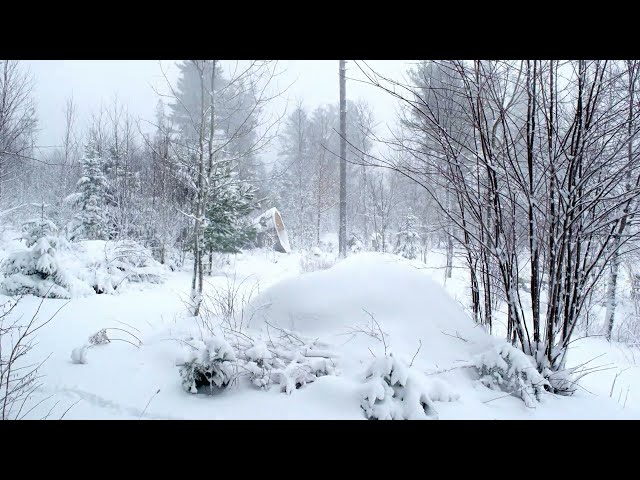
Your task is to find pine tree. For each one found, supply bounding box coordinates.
[67,135,110,240]
[203,174,257,271]
[0,204,72,298]
[395,209,420,260]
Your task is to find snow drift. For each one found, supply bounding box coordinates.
[246,253,494,365]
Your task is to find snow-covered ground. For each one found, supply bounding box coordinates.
[2,241,639,419]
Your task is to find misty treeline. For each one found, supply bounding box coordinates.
[2,59,640,385]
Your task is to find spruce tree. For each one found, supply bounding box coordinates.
[395,209,420,260]
[68,135,110,240]
[203,176,257,257]
[0,204,72,298]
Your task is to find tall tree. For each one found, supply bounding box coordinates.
[338,60,347,257]
[0,60,37,207]
[67,131,110,240]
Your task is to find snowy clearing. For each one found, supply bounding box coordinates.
[3,247,638,420]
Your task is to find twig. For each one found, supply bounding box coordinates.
[609,367,630,397]
[441,330,468,343]
[362,309,386,356]
[106,338,140,349]
[106,327,143,346]
[60,399,82,420]
[114,320,141,334]
[409,340,422,367]
[139,389,161,420]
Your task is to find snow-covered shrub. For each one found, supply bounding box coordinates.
[271,356,334,394]
[21,216,58,247]
[0,216,76,298]
[176,330,337,394]
[88,329,110,345]
[74,240,165,294]
[71,345,89,364]
[475,344,550,407]
[237,335,336,392]
[361,354,452,420]
[348,234,364,253]
[394,210,420,260]
[239,337,336,393]
[179,337,237,394]
[242,341,274,389]
[299,249,336,273]
[531,346,578,396]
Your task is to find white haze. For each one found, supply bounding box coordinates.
[25,60,411,161]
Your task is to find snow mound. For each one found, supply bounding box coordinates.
[246,253,494,366]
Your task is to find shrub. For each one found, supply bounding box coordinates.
[475,344,550,407]
[361,354,456,420]
[178,337,237,394]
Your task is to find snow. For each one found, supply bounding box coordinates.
[1,244,639,419]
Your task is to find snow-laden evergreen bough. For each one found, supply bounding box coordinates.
[177,332,336,395]
[361,354,459,420]
[475,344,550,408]
[64,135,110,241]
[76,240,165,294]
[0,215,76,298]
[394,210,420,260]
[178,337,237,393]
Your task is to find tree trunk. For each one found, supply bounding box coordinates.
[338,60,347,257]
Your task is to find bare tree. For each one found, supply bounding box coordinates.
[349,59,640,389]
[0,60,37,207]
[338,60,347,257]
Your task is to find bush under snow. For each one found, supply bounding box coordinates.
[177,331,337,395]
[178,337,237,393]
[70,240,165,294]
[361,354,458,420]
[475,344,550,407]
[1,225,166,298]
[299,248,336,273]
[0,217,85,298]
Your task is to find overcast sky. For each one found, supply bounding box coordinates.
[24,60,412,159]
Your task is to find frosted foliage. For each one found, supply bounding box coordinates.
[73,240,166,295]
[239,338,335,392]
[272,357,334,394]
[534,347,578,396]
[179,337,237,394]
[0,217,75,298]
[475,344,550,407]
[394,211,420,260]
[361,355,457,420]
[21,217,58,247]
[299,249,336,273]
[1,238,165,299]
[68,139,109,241]
[88,329,110,345]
